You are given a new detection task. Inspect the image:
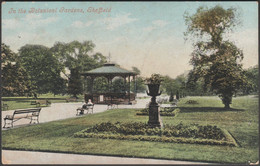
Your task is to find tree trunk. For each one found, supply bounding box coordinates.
[221,93,232,109]
[224,103,230,109]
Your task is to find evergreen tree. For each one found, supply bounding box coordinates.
[68,68,82,98]
[169,91,174,102]
[176,90,180,100]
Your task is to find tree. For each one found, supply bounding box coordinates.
[2,63,33,96]
[52,77,67,96]
[161,74,188,99]
[93,77,109,93]
[51,41,107,96]
[50,41,107,74]
[1,43,16,65]
[131,67,146,93]
[112,77,125,93]
[176,90,180,100]
[243,65,258,95]
[68,68,82,98]
[1,43,33,96]
[186,71,214,96]
[169,91,174,102]
[161,75,176,95]
[18,44,66,95]
[50,40,108,98]
[184,5,247,108]
[175,74,188,96]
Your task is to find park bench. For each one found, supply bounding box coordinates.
[66,98,78,102]
[31,100,51,107]
[36,100,51,107]
[106,98,122,109]
[31,101,37,105]
[3,108,41,128]
[2,103,9,111]
[171,99,178,107]
[107,103,119,109]
[76,104,94,116]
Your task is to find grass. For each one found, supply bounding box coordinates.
[1,93,84,111]
[2,95,259,164]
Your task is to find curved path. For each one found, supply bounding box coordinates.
[2,98,151,129]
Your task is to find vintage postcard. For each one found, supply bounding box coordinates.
[1,1,258,165]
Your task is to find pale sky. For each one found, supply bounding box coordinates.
[2,1,258,78]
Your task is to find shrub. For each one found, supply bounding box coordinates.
[185,100,199,104]
[145,74,164,84]
[136,107,180,116]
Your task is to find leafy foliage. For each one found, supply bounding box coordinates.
[185,100,199,104]
[131,67,146,93]
[1,43,33,96]
[2,62,33,96]
[2,40,107,97]
[112,77,126,93]
[1,43,17,63]
[145,74,164,84]
[92,77,109,93]
[136,107,180,116]
[50,40,107,95]
[242,65,259,94]
[160,76,176,95]
[50,40,107,73]
[161,74,195,98]
[184,5,247,108]
[68,68,83,97]
[19,44,66,95]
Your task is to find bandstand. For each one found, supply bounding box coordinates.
[81,63,137,105]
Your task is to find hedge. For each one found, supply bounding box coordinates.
[136,108,180,116]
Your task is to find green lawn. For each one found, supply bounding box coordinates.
[1,93,84,111]
[2,96,258,164]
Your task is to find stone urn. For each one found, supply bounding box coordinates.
[146,84,163,128]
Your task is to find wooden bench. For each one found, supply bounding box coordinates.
[171,99,178,107]
[31,100,51,107]
[106,99,121,109]
[107,103,119,109]
[31,101,37,105]
[3,108,41,128]
[76,104,94,116]
[66,98,78,102]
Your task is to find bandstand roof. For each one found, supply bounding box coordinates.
[81,63,137,77]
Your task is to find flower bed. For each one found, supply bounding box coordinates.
[74,122,238,147]
[136,107,180,116]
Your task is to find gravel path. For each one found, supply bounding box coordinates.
[2,150,210,165]
[2,98,151,129]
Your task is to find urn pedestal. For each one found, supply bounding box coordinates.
[146,84,163,128]
[148,103,163,128]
